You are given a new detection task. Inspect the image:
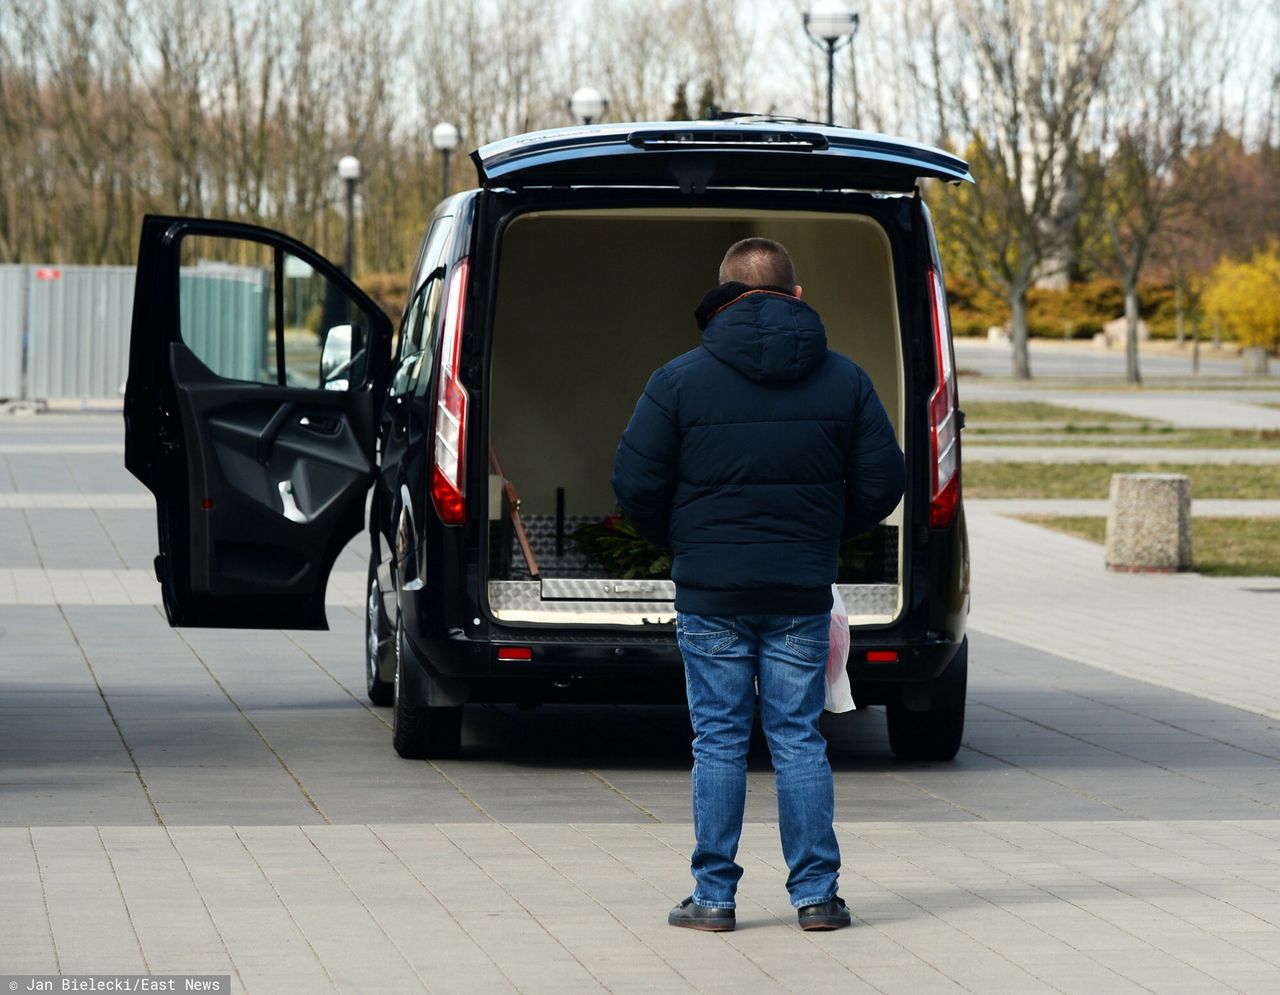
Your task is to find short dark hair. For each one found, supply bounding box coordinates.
[718,237,797,288]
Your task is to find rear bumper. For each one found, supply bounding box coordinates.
[406,628,963,706]
[400,500,968,707]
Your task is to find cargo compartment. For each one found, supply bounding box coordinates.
[486,207,906,626]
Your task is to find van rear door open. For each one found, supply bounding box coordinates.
[472,122,971,193]
[482,201,910,628]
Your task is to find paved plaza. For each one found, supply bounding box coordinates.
[3,376,1280,992]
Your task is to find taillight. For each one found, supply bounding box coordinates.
[927,267,959,528]
[431,257,470,525]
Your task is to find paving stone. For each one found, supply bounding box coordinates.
[29,826,149,974]
[5,409,1280,990]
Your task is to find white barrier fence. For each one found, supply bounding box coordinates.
[0,264,135,402]
[0,263,268,403]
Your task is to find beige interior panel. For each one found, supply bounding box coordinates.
[489,208,903,519]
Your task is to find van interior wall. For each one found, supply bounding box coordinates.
[489,210,903,520]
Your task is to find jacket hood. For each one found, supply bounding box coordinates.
[699,287,828,383]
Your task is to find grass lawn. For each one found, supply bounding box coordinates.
[959,380,1280,393]
[965,462,1280,499]
[963,400,1280,447]
[1017,515,1280,577]
[967,427,1280,448]
[962,401,1142,424]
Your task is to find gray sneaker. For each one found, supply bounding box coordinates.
[668,896,736,932]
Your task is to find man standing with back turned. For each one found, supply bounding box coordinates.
[612,238,905,932]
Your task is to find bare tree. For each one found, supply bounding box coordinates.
[139,0,217,217]
[0,1,48,261]
[929,0,1131,379]
[3,0,1272,290]
[688,0,757,112]
[1081,0,1225,384]
[588,0,695,122]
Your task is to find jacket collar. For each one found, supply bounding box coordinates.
[694,282,796,331]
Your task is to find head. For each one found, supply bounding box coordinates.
[718,237,802,298]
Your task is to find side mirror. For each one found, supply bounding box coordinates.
[319,323,353,390]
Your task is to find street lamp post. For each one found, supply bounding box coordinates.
[803,1,859,127]
[431,122,460,197]
[337,155,361,276]
[567,86,608,125]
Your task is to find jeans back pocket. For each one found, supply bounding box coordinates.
[679,628,738,656]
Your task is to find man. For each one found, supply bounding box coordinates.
[611,237,905,932]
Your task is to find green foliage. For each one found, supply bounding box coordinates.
[572,516,672,579]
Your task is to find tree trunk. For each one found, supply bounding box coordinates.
[1174,282,1185,346]
[1124,277,1142,385]
[1011,290,1032,380]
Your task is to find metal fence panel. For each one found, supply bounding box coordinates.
[0,265,25,398]
[4,262,272,401]
[26,265,135,400]
[179,264,272,384]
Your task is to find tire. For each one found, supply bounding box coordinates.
[887,637,967,762]
[365,567,394,706]
[392,612,463,760]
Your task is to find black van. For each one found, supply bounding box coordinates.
[124,120,971,763]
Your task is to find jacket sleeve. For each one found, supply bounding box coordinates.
[611,368,679,548]
[843,369,906,540]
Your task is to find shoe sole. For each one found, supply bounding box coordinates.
[800,918,852,931]
[668,916,735,932]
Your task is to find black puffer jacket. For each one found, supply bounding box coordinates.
[611,287,906,616]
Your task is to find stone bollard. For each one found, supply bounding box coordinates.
[1241,347,1271,376]
[1105,473,1192,573]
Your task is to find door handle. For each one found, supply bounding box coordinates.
[299,414,341,436]
[256,402,296,466]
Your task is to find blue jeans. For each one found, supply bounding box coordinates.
[676,611,840,909]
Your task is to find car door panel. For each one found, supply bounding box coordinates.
[125,215,392,630]
[172,343,376,591]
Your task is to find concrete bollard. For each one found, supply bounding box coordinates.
[1105,473,1192,573]
[1241,347,1271,376]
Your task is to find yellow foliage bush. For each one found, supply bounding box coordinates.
[1203,245,1280,352]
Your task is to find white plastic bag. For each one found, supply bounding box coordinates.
[825,583,855,713]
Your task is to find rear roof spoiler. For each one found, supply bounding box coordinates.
[472,121,972,192]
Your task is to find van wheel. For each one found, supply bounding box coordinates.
[365,568,394,706]
[392,614,463,760]
[887,638,967,762]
